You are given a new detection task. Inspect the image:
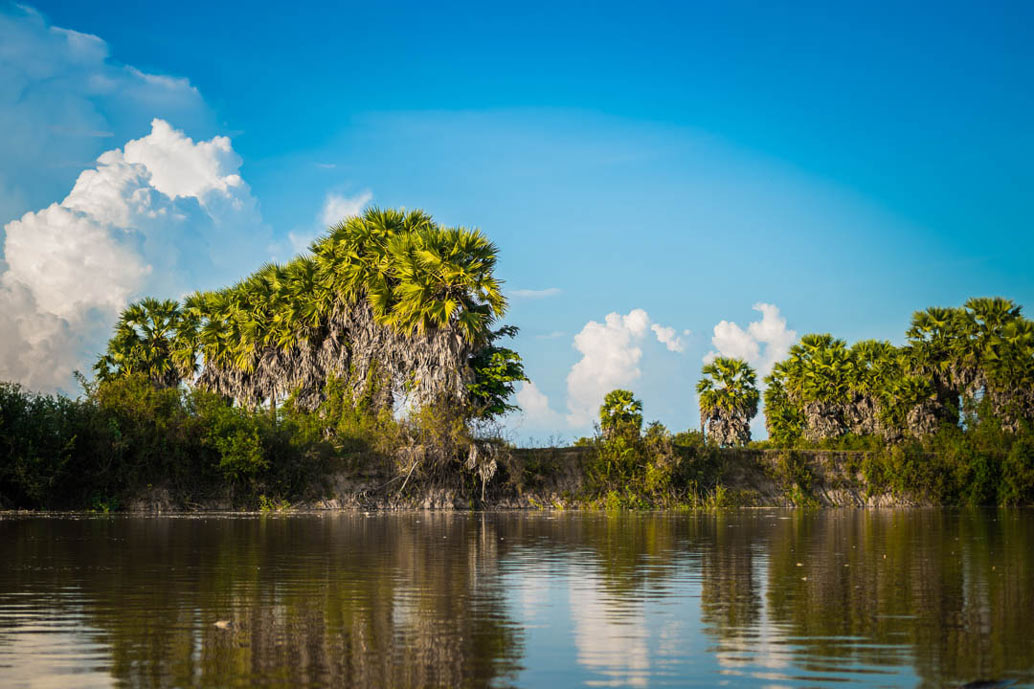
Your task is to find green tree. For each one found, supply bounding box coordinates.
[697,357,759,446]
[599,389,643,440]
[95,298,188,388]
[467,326,527,420]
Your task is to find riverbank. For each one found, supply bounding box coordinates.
[4,377,1034,512]
[101,447,963,513]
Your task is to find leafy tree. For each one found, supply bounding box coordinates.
[97,207,517,424]
[466,326,527,420]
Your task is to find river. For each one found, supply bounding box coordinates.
[0,510,1031,688]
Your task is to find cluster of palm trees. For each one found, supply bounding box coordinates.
[764,297,1034,444]
[698,297,1034,446]
[96,208,511,415]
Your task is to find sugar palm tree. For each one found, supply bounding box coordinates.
[697,357,759,446]
[599,389,643,440]
[95,298,184,388]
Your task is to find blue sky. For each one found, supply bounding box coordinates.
[1,1,1032,441]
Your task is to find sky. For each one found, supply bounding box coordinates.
[1,0,1032,443]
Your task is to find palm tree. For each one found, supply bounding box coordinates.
[844,340,899,437]
[599,389,643,440]
[777,334,852,441]
[763,362,804,446]
[697,357,759,446]
[95,298,184,388]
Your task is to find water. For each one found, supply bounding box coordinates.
[0,510,1031,689]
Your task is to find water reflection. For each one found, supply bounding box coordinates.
[0,510,1032,688]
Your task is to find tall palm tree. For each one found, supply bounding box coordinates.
[697,357,759,446]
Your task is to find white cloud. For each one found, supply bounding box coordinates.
[510,287,562,299]
[0,4,209,226]
[704,302,797,376]
[650,324,686,353]
[565,308,684,426]
[0,119,271,392]
[514,380,565,429]
[122,119,242,200]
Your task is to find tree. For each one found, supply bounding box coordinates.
[697,357,759,446]
[95,298,187,388]
[466,326,527,420]
[599,389,643,440]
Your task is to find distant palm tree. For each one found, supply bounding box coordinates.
[697,357,759,446]
[599,389,643,440]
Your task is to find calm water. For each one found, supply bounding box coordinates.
[0,511,1032,689]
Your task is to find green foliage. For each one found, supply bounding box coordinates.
[94,297,190,388]
[580,393,728,508]
[96,206,517,420]
[599,389,643,440]
[194,394,269,484]
[697,357,759,446]
[1001,434,1034,505]
[0,375,346,509]
[0,382,82,507]
[467,326,527,419]
[770,451,819,507]
[765,296,1034,444]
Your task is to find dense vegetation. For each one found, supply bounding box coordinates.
[1,208,1033,513]
[569,297,1034,508]
[1,208,527,510]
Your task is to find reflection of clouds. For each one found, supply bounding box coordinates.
[0,622,112,689]
[569,571,651,688]
[518,567,553,620]
[713,557,791,683]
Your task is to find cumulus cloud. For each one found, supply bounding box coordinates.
[514,380,565,429]
[704,302,797,376]
[0,118,271,391]
[510,287,562,299]
[0,4,209,226]
[650,324,687,353]
[565,308,684,426]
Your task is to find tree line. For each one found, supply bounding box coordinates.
[696,297,1034,446]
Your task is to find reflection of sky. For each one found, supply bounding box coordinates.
[0,613,113,689]
[502,551,718,687]
[499,530,926,689]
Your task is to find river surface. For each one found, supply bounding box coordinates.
[0,510,1032,688]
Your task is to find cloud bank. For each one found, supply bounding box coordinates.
[0,119,272,392]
